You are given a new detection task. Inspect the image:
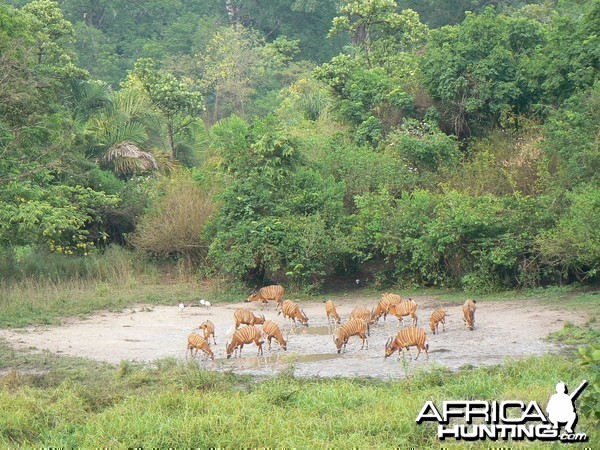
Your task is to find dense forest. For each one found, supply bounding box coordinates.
[1,0,598,292]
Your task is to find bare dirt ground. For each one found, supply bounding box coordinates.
[0,294,590,379]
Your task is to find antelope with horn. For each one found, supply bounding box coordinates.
[384,326,429,360]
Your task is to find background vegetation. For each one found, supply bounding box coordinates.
[1,0,598,293]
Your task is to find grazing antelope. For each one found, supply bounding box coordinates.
[333,318,369,354]
[199,319,217,344]
[429,308,446,335]
[372,293,403,322]
[246,285,285,309]
[187,333,214,360]
[325,300,341,325]
[233,308,265,329]
[226,325,264,359]
[350,305,375,326]
[278,300,309,327]
[384,326,429,360]
[463,299,477,331]
[389,298,419,327]
[262,320,287,351]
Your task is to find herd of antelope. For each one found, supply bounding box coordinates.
[186,284,478,363]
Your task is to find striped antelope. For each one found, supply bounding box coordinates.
[384,326,429,360]
[333,318,369,354]
[226,325,264,359]
[429,308,446,335]
[350,305,375,326]
[372,293,403,322]
[187,332,214,360]
[199,319,216,344]
[463,299,477,331]
[278,300,309,327]
[262,320,287,351]
[325,300,341,325]
[233,308,265,330]
[246,285,285,309]
[389,298,419,327]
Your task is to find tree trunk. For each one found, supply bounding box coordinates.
[167,121,175,160]
[225,0,242,29]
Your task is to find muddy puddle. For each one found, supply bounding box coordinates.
[0,294,591,379]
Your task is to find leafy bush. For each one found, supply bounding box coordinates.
[537,186,600,282]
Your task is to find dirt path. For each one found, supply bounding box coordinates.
[0,294,590,379]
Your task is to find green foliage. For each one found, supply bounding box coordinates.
[355,189,554,290]
[128,58,203,159]
[207,116,351,284]
[542,81,600,189]
[422,7,546,135]
[385,119,461,176]
[578,343,600,420]
[537,186,600,282]
[0,172,119,254]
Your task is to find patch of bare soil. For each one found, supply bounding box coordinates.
[0,295,590,379]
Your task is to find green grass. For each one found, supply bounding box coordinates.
[547,320,600,346]
[0,341,597,448]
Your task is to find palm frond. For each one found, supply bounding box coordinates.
[100,143,159,175]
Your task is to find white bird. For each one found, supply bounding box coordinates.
[179,303,185,310]
[199,299,212,307]
[355,279,361,285]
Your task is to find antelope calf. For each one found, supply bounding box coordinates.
[233,308,265,330]
[384,326,429,360]
[262,320,287,351]
[389,298,419,327]
[246,285,285,309]
[372,293,403,323]
[226,325,264,359]
[333,318,369,354]
[325,300,341,325]
[463,299,476,331]
[429,308,446,335]
[349,305,375,326]
[278,300,309,327]
[199,319,217,344]
[187,333,214,360]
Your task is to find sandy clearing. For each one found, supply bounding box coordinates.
[0,294,590,379]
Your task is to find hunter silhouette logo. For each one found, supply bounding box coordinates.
[416,380,589,443]
[546,380,587,435]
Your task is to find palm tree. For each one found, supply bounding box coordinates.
[86,86,172,176]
